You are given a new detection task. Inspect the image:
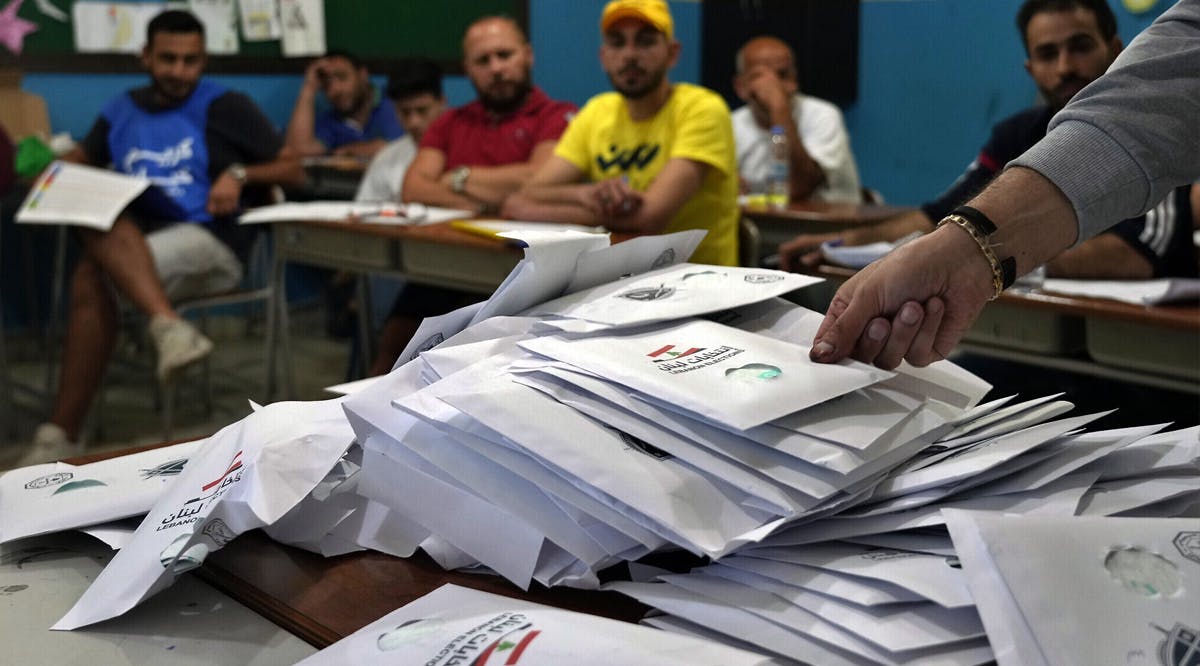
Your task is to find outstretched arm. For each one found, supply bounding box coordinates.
[810,167,1077,369]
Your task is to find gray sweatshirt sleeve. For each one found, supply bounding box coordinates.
[1009,0,1200,241]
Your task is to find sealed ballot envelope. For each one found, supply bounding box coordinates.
[528,262,822,332]
[296,583,777,666]
[945,511,1200,666]
[518,318,891,431]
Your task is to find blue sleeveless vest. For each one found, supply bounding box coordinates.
[102,79,226,224]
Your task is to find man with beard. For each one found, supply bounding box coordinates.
[401,16,576,213]
[779,0,1197,280]
[363,16,574,376]
[21,10,304,465]
[284,50,403,158]
[502,0,739,267]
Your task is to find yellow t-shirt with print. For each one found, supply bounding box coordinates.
[554,83,739,266]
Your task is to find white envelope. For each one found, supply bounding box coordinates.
[741,541,975,609]
[297,583,775,666]
[434,374,784,558]
[469,231,610,326]
[721,554,926,606]
[1089,425,1200,481]
[605,580,872,666]
[872,411,1106,500]
[54,398,355,630]
[1077,474,1200,516]
[395,300,487,370]
[528,263,821,330]
[0,440,201,544]
[945,511,1200,666]
[519,318,890,431]
[565,229,705,293]
[704,563,987,652]
[658,571,993,665]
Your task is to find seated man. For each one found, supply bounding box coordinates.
[355,59,446,203]
[401,16,576,213]
[780,0,1197,279]
[25,10,304,464]
[503,0,739,267]
[732,36,862,204]
[284,50,403,158]
[366,16,575,376]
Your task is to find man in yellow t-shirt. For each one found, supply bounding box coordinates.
[502,0,739,266]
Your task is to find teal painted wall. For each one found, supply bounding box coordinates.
[16,0,1171,204]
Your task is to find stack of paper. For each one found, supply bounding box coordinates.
[28,226,1199,662]
[605,419,1198,665]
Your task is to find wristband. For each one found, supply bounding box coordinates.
[937,212,1016,300]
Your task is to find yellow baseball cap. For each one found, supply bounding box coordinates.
[600,0,673,40]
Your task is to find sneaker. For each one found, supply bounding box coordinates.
[149,315,214,383]
[15,423,80,467]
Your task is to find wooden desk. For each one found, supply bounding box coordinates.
[742,201,914,255]
[199,531,651,648]
[816,264,1200,393]
[63,443,650,650]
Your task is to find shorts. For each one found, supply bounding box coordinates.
[145,223,243,302]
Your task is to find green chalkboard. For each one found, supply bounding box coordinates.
[1,1,527,74]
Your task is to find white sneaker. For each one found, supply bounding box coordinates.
[15,423,80,468]
[149,315,213,383]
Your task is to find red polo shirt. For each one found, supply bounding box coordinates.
[419,86,576,168]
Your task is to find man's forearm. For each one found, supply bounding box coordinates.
[402,173,481,210]
[284,89,326,156]
[460,163,537,205]
[244,158,307,188]
[1044,233,1153,279]
[969,166,1079,278]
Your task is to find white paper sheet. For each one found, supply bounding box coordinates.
[0,440,202,544]
[945,511,1200,666]
[529,263,821,332]
[297,583,774,665]
[518,319,890,431]
[189,0,238,54]
[1041,277,1200,304]
[72,2,162,52]
[54,398,354,629]
[237,201,468,224]
[279,0,323,55]
[237,0,280,40]
[16,161,150,230]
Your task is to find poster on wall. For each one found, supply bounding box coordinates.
[279,0,322,57]
[189,0,238,54]
[237,0,278,41]
[71,1,163,53]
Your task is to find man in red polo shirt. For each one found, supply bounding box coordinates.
[367,16,575,375]
[401,15,576,213]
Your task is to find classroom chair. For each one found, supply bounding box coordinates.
[159,229,293,439]
[738,215,762,268]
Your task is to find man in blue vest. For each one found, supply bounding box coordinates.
[22,9,304,465]
[284,50,404,158]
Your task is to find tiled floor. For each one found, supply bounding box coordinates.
[0,307,352,469]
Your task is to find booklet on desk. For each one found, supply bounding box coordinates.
[15,161,150,231]
[238,201,472,226]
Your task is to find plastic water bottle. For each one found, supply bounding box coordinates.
[767,125,790,209]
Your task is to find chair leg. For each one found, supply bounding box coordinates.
[270,255,295,400]
[43,226,68,410]
[0,322,13,440]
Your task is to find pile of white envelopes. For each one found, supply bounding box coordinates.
[4,229,1196,666]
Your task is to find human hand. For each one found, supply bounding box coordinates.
[207,172,242,217]
[809,225,995,369]
[743,67,791,118]
[779,231,842,272]
[588,177,641,219]
[780,218,929,272]
[303,58,328,92]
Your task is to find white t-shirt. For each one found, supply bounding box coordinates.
[354,135,417,202]
[732,93,863,204]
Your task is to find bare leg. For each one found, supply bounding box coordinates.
[369,315,421,376]
[78,216,176,319]
[48,258,118,441]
